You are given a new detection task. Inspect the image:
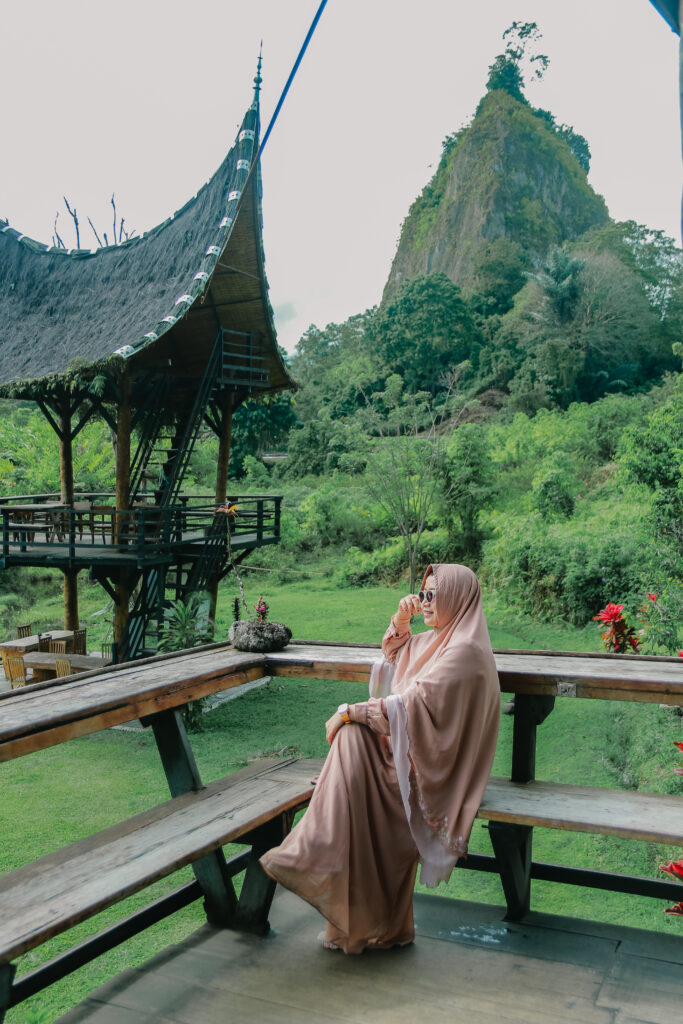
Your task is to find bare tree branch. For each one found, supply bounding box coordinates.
[87,217,104,248]
[63,197,80,249]
[52,211,66,249]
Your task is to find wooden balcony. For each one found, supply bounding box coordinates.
[0,492,282,571]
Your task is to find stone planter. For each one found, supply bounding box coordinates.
[228,620,292,653]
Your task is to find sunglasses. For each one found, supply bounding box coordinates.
[417,590,435,604]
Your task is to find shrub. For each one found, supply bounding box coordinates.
[339,528,450,587]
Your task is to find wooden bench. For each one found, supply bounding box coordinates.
[265,643,683,920]
[1,641,681,1019]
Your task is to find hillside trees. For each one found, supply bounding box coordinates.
[365,274,481,395]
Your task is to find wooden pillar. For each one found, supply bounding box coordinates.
[214,391,234,506]
[114,373,132,647]
[59,401,79,630]
[207,391,233,627]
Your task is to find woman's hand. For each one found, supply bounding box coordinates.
[395,593,421,625]
[325,712,345,745]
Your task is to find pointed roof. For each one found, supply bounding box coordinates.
[0,76,294,398]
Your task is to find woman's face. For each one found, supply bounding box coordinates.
[421,573,437,628]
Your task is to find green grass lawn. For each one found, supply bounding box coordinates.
[3,572,681,1023]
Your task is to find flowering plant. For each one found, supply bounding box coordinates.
[660,743,683,916]
[593,602,640,654]
[254,596,268,623]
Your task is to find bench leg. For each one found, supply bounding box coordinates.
[0,963,16,1023]
[145,708,239,927]
[488,821,533,922]
[230,812,294,936]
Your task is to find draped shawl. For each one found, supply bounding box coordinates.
[383,563,500,887]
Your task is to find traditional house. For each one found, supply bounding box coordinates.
[0,66,294,660]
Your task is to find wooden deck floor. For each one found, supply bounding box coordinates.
[56,890,683,1023]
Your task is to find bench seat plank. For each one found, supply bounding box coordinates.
[0,758,322,963]
[479,777,683,845]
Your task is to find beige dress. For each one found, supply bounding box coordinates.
[260,563,500,954]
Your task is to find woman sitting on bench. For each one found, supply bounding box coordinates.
[260,562,500,954]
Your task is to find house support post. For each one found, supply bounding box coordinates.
[489,694,555,921]
[207,390,233,627]
[59,402,79,630]
[114,374,132,650]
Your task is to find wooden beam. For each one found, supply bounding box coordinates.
[207,389,234,626]
[58,401,79,630]
[114,373,132,648]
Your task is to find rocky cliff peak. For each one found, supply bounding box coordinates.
[383,90,609,304]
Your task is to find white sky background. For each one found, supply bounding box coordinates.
[1,1,680,355]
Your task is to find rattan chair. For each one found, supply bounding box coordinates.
[5,655,27,687]
[54,657,72,679]
[16,624,32,639]
[72,628,87,655]
[48,640,67,654]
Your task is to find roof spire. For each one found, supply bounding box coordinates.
[253,44,263,100]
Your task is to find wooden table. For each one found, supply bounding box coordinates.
[22,652,111,682]
[4,502,67,547]
[0,631,74,674]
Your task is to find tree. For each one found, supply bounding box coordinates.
[439,423,496,561]
[368,274,480,395]
[363,380,469,591]
[469,238,530,316]
[229,390,296,477]
[485,22,548,102]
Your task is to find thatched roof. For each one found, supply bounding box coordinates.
[0,83,293,400]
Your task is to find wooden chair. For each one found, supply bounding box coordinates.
[16,624,32,639]
[72,500,92,539]
[72,628,87,655]
[5,655,27,687]
[37,636,51,652]
[101,642,113,661]
[54,658,72,679]
[49,640,67,654]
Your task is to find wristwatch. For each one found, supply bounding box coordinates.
[337,702,351,724]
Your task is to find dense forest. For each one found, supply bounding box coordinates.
[1,23,681,653]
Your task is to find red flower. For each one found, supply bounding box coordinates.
[664,902,683,916]
[679,651,683,658]
[593,603,625,624]
[627,634,640,652]
[659,856,683,881]
[674,742,683,753]
[647,593,658,603]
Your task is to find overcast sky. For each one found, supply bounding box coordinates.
[2,1,680,354]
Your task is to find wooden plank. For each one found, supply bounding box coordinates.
[478,777,683,844]
[266,645,683,702]
[0,665,265,762]
[2,641,682,764]
[0,647,267,759]
[0,758,318,963]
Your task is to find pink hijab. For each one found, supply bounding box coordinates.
[384,563,500,886]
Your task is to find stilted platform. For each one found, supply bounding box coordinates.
[56,890,683,1023]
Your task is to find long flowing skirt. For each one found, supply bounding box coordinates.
[260,723,419,954]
